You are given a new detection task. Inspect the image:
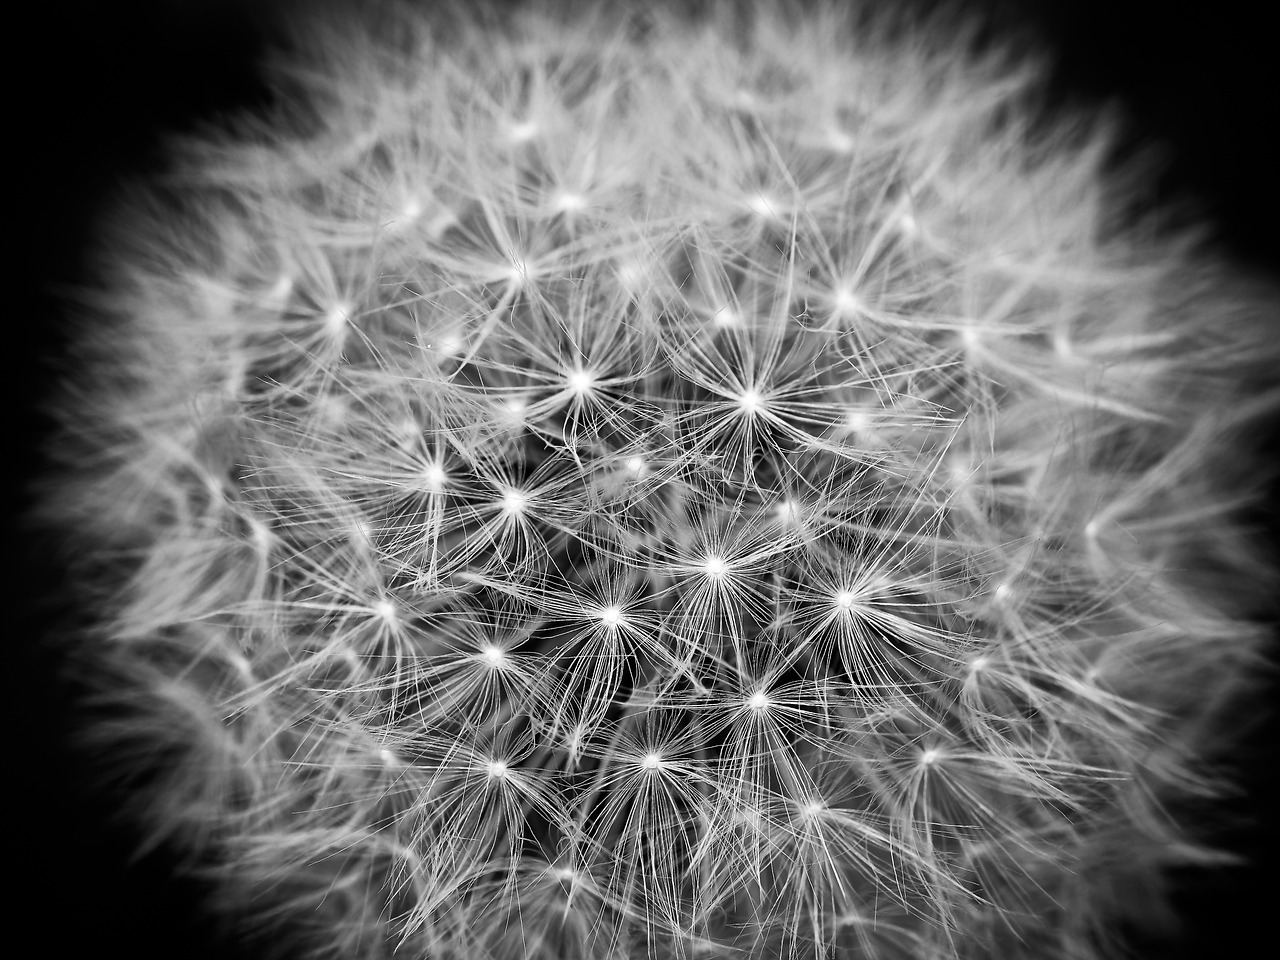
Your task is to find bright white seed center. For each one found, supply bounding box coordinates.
[702,555,729,579]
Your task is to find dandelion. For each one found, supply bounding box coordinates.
[36,2,1279,959]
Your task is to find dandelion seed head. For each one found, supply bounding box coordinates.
[47,4,1278,957]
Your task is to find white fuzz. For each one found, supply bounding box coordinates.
[40,2,1279,959]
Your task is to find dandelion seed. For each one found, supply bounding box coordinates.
[481,645,506,668]
[746,690,771,712]
[430,329,466,358]
[801,799,826,818]
[919,748,941,767]
[597,605,624,627]
[500,396,528,426]
[702,555,729,579]
[391,196,422,228]
[504,257,532,286]
[422,463,447,494]
[710,305,740,327]
[379,748,401,768]
[615,258,649,293]
[551,190,586,214]
[735,388,765,416]
[263,273,293,311]
[322,301,351,338]
[372,599,397,624]
[565,366,597,398]
[501,487,529,517]
[486,759,509,780]
[827,127,855,153]
[842,409,872,434]
[640,752,664,772]
[993,581,1013,605]
[834,589,858,610]
[507,119,538,143]
[623,456,647,478]
[833,284,862,318]
[775,498,802,524]
[747,191,780,220]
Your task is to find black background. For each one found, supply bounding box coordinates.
[14,2,1276,958]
